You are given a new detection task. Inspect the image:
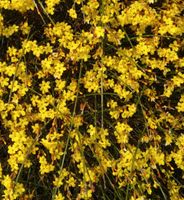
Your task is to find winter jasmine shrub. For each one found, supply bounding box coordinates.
[0,0,184,199]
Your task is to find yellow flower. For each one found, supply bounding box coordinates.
[39,80,50,94]
[68,8,77,19]
[147,117,157,129]
[98,128,111,148]
[144,147,165,169]
[53,61,66,78]
[10,0,34,12]
[114,84,132,100]
[55,79,66,92]
[8,80,20,92]
[20,21,30,35]
[163,81,175,97]
[165,131,173,146]
[147,0,157,3]
[95,26,105,38]
[66,176,76,187]
[32,123,40,135]
[172,72,184,87]
[39,156,55,174]
[1,175,12,190]
[0,76,9,87]
[1,175,25,200]
[177,95,184,112]
[75,0,83,4]
[41,131,64,160]
[54,192,65,200]
[53,168,69,187]
[115,122,133,144]
[2,24,19,37]
[121,104,136,118]
[45,0,60,15]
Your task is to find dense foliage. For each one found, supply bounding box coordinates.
[0,0,184,199]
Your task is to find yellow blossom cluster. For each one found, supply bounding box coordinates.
[0,0,184,199]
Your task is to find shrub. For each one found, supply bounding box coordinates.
[0,0,184,199]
